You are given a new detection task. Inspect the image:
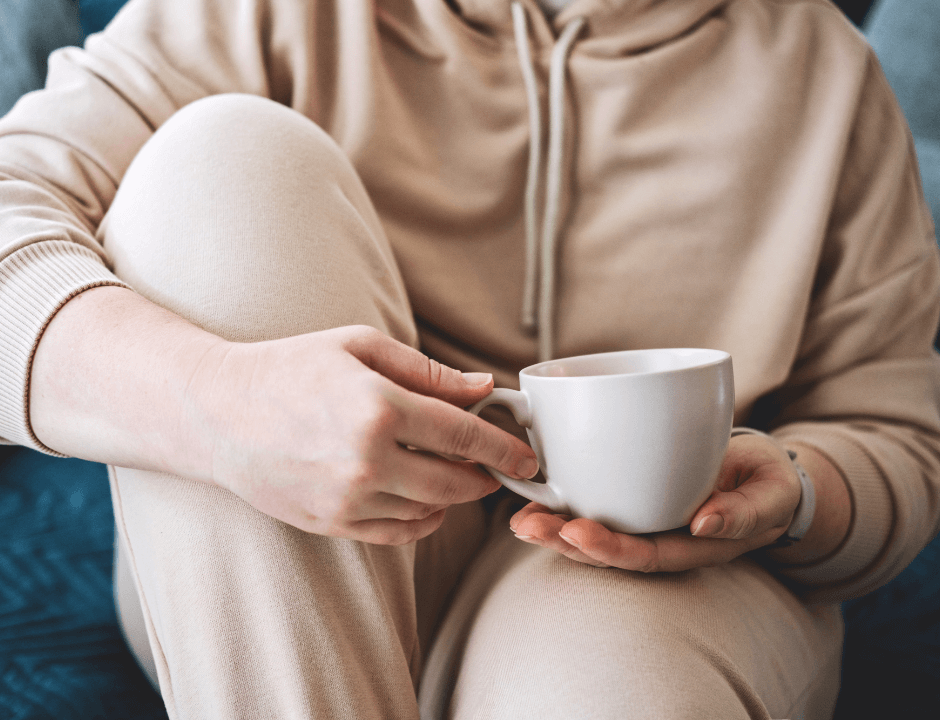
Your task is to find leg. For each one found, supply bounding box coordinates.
[422,501,843,720]
[101,94,482,719]
[113,528,159,689]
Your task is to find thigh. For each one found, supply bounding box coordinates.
[421,504,844,720]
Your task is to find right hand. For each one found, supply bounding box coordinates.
[188,325,538,544]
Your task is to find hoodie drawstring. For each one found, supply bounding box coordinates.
[510,2,585,362]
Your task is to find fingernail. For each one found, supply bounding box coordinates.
[514,533,534,541]
[692,514,724,537]
[559,532,581,550]
[516,456,539,479]
[462,372,492,387]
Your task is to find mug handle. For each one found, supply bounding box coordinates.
[467,389,569,513]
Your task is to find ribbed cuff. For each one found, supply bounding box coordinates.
[0,241,130,454]
[770,423,893,589]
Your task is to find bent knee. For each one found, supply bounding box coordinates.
[128,93,353,189]
[103,90,415,343]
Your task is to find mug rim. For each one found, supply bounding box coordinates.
[520,348,731,380]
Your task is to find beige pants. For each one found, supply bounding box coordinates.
[101,94,843,720]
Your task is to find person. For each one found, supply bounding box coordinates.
[0,0,938,718]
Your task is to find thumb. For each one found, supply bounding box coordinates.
[690,476,797,541]
[690,436,801,540]
[343,326,494,404]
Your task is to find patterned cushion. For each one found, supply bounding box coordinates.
[0,447,166,720]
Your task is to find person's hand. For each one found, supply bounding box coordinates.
[508,433,801,571]
[189,325,539,545]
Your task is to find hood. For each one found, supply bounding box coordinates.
[444,0,730,55]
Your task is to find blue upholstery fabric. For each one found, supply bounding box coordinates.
[0,0,129,119]
[0,447,167,720]
[78,0,130,36]
[833,0,874,26]
[866,0,940,239]
[0,0,83,117]
[832,2,940,715]
[835,537,940,718]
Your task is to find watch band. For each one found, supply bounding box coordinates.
[729,427,816,546]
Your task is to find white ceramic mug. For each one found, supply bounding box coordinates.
[468,348,734,534]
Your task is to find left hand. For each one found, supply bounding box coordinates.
[509,433,803,572]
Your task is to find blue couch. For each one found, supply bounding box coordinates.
[1,1,938,718]
[831,1,940,716]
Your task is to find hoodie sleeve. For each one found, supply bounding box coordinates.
[0,0,319,452]
[761,51,940,603]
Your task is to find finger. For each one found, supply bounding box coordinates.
[348,491,448,523]
[508,502,557,532]
[383,446,502,505]
[341,326,494,405]
[394,391,539,480]
[510,506,606,567]
[348,508,449,545]
[557,519,778,573]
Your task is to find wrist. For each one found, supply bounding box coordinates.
[169,334,240,484]
[767,441,852,564]
[729,428,850,563]
[729,427,813,545]
[761,449,815,548]
[30,285,229,482]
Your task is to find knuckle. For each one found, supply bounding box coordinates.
[322,507,353,536]
[434,478,466,505]
[336,323,375,348]
[355,391,400,441]
[492,436,523,476]
[425,509,448,534]
[380,524,420,546]
[425,357,445,389]
[413,512,447,540]
[377,513,446,545]
[351,459,381,492]
[734,504,760,539]
[720,492,758,540]
[324,494,354,525]
[447,416,483,457]
[423,503,448,521]
[341,325,388,360]
[369,528,396,545]
[411,502,444,521]
[331,460,379,508]
[350,324,382,343]
[631,545,660,573]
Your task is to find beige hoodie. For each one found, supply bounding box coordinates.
[0,0,938,602]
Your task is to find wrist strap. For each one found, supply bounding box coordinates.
[729,428,816,545]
